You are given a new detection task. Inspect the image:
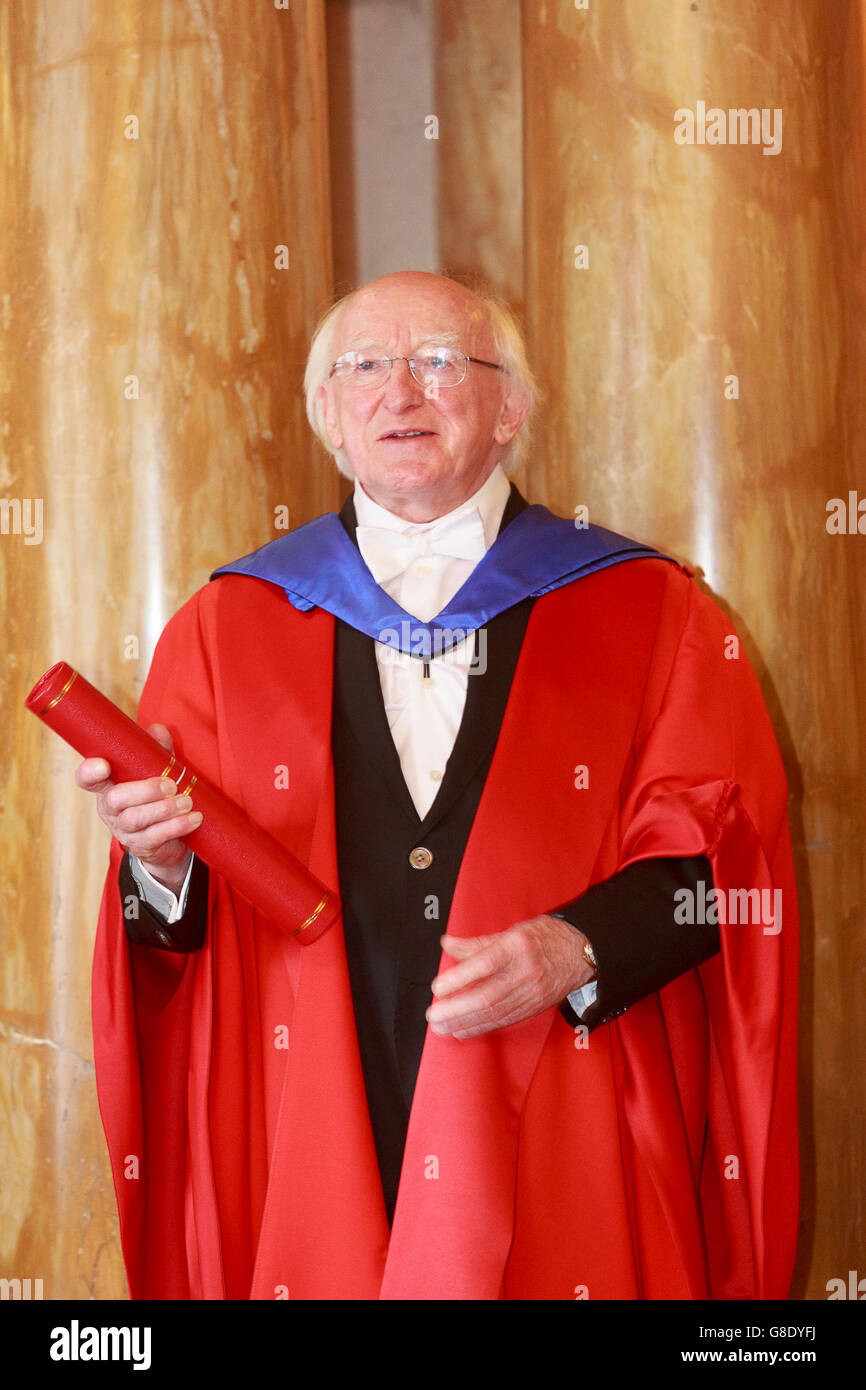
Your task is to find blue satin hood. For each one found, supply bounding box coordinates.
[211,504,674,658]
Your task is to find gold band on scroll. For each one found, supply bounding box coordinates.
[40,670,78,716]
[293,892,330,937]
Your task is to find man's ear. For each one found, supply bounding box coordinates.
[493,381,531,447]
[319,381,343,450]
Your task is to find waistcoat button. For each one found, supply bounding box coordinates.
[409,846,433,869]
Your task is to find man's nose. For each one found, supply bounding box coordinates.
[382,357,426,408]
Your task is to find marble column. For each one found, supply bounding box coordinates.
[522,0,865,1298]
[0,0,334,1297]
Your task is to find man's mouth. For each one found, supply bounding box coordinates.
[379,429,435,440]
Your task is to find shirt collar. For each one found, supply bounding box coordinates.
[352,462,512,553]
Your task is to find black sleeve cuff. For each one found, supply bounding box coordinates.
[551,854,718,1030]
[118,851,209,953]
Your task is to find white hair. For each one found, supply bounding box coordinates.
[303,276,539,478]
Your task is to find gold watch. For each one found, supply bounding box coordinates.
[582,938,598,976]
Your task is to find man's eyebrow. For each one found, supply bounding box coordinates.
[414,330,462,346]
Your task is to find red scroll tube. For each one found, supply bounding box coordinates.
[26,661,339,944]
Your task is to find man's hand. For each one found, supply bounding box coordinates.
[426,915,597,1039]
[74,722,202,896]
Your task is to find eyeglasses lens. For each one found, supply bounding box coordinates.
[333,347,467,388]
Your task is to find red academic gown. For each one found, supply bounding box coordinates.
[92,555,799,1300]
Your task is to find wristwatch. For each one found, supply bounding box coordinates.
[549,910,598,977]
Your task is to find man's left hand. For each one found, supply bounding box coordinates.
[426,915,596,1039]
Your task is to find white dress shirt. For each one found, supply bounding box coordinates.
[132,462,597,1016]
[353,463,511,819]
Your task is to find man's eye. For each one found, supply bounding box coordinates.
[425,354,448,371]
[356,358,379,372]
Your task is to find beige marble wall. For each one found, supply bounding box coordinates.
[521,0,865,1298]
[0,0,334,1298]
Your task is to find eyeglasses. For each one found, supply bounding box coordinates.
[328,345,504,390]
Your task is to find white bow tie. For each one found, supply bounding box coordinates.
[356,508,487,585]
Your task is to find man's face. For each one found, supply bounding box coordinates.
[318,274,528,521]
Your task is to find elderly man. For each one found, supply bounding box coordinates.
[79,270,798,1301]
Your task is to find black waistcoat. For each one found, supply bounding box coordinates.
[331,483,533,1220]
